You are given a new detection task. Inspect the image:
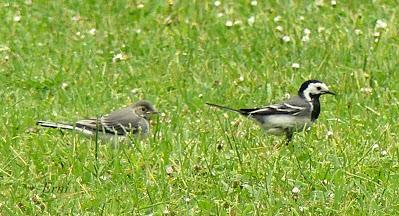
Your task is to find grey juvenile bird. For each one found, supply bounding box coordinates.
[206,80,335,143]
[37,100,157,139]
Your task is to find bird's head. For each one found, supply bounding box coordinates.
[298,80,335,101]
[132,100,158,119]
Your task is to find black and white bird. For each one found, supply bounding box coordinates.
[206,80,335,143]
[37,100,158,140]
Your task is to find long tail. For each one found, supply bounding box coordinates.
[36,120,75,130]
[205,102,243,113]
[36,120,97,136]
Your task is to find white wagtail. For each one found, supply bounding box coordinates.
[37,100,158,139]
[206,80,335,143]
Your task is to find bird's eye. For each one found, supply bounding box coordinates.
[141,107,146,112]
[317,86,322,91]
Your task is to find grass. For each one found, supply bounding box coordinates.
[1,0,399,214]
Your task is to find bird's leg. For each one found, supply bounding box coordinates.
[285,130,293,145]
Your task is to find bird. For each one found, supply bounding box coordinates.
[206,80,335,144]
[37,100,158,140]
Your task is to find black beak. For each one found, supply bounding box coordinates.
[147,111,159,114]
[324,90,336,95]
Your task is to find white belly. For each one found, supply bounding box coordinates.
[257,115,312,135]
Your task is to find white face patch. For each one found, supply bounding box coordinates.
[302,82,330,101]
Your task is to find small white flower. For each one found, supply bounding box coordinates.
[281,35,290,42]
[331,0,337,6]
[233,20,242,25]
[76,31,81,36]
[372,143,379,150]
[4,55,9,61]
[165,165,174,174]
[275,25,283,32]
[13,15,21,22]
[299,16,305,21]
[225,20,233,27]
[184,197,190,202]
[163,208,170,215]
[315,0,324,6]
[71,15,80,21]
[250,0,258,6]
[238,75,244,82]
[301,35,310,42]
[291,63,300,69]
[137,3,144,9]
[360,87,372,94]
[375,19,387,30]
[273,16,281,22]
[328,192,335,198]
[380,150,387,156]
[88,28,96,35]
[304,28,311,35]
[112,53,127,62]
[326,130,333,137]
[135,29,142,34]
[373,31,381,37]
[318,26,325,33]
[292,186,300,194]
[198,94,203,98]
[61,82,69,90]
[214,1,221,7]
[354,29,362,35]
[247,16,255,26]
[299,206,305,212]
[216,13,224,18]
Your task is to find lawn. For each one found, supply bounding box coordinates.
[1,0,399,215]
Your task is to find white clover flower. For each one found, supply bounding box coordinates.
[354,29,362,35]
[198,94,203,98]
[238,75,244,81]
[304,28,311,35]
[281,35,290,42]
[216,13,224,18]
[135,29,142,34]
[13,15,21,22]
[112,53,127,62]
[233,20,242,26]
[373,31,381,37]
[247,16,255,26]
[301,35,310,42]
[372,143,379,150]
[315,0,324,6]
[214,0,221,7]
[299,206,305,212]
[275,26,283,32]
[292,186,300,194]
[299,16,305,21]
[76,31,81,36]
[375,19,387,30]
[326,130,333,137]
[71,15,80,21]
[88,28,96,35]
[225,20,233,27]
[380,150,387,156]
[273,16,281,22]
[137,3,144,9]
[165,165,174,174]
[331,0,337,6]
[291,63,300,69]
[360,87,372,94]
[250,0,258,6]
[61,82,69,90]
